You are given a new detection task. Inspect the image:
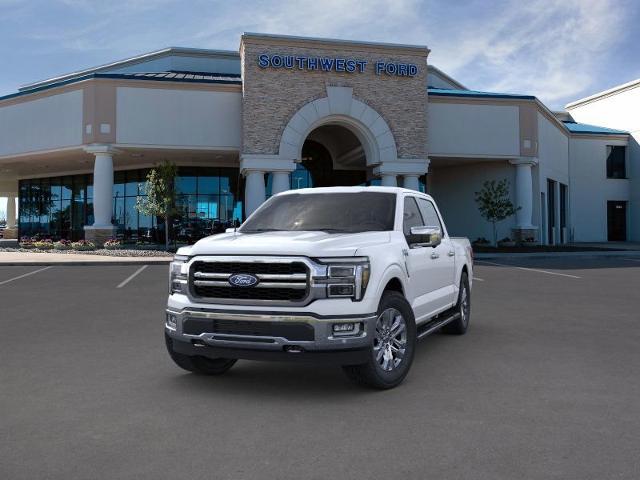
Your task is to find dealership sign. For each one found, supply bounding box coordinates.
[258,53,418,77]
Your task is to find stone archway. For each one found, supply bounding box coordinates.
[278,86,398,167]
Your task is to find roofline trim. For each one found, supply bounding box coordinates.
[565,77,640,109]
[19,46,240,92]
[428,88,536,100]
[1,72,242,103]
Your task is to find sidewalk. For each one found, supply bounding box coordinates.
[476,250,640,260]
[0,251,172,266]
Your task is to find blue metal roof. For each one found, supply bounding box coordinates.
[562,121,628,135]
[428,87,535,100]
[0,71,242,102]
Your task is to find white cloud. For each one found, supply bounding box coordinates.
[424,0,631,107]
[186,0,633,107]
[4,0,635,108]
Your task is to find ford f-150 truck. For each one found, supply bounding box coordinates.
[165,186,473,389]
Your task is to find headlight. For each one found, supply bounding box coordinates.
[316,257,370,301]
[169,254,189,294]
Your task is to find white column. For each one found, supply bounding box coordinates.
[402,174,420,191]
[380,174,397,187]
[271,171,290,195]
[6,195,16,229]
[91,151,115,227]
[244,170,266,216]
[509,158,537,229]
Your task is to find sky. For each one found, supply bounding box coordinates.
[0,0,639,106]
[0,0,638,218]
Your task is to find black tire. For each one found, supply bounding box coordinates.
[442,271,471,335]
[165,333,237,375]
[342,291,416,389]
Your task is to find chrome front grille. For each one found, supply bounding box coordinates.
[190,258,313,304]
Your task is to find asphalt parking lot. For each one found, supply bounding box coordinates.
[1,257,640,479]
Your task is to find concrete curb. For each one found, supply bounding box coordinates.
[0,259,172,266]
[475,250,640,260]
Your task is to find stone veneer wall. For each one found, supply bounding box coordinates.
[240,36,429,160]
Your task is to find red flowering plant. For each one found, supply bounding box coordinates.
[103,238,122,250]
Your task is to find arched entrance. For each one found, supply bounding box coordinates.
[299,124,369,188]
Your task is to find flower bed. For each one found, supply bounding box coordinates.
[54,239,72,250]
[33,239,54,250]
[70,240,96,251]
[103,238,123,250]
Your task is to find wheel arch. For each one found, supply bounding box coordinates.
[372,263,409,303]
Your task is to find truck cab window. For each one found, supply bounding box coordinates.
[417,198,443,231]
[403,197,424,237]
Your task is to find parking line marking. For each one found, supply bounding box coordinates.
[0,266,52,286]
[476,260,581,279]
[117,265,148,289]
[473,277,485,282]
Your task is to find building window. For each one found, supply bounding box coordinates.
[606,146,626,179]
[18,175,92,241]
[172,167,242,244]
[18,167,242,245]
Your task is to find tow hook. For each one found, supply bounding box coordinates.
[284,345,304,354]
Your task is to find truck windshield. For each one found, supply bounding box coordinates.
[240,192,396,234]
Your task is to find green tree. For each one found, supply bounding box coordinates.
[135,161,178,250]
[474,179,519,246]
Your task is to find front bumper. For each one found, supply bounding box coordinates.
[165,307,377,365]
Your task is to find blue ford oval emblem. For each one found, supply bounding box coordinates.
[228,273,259,287]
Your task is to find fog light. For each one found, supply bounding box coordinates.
[333,323,355,333]
[332,322,361,337]
[328,284,354,297]
[166,313,178,329]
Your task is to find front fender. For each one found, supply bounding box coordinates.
[368,262,409,305]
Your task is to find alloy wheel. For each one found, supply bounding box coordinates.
[374,308,407,372]
[460,285,469,327]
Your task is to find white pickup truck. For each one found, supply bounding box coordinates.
[165,186,473,389]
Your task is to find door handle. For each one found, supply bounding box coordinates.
[448,250,455,257]
[430,252,439,259]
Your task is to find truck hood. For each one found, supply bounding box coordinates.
[183,231,391,257]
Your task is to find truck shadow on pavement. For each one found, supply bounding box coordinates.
[162,332,455,398]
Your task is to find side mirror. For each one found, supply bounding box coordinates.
[409,226,442,248]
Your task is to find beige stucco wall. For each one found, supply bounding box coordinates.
[0,89,83,157]
[116,86,242,148]
[240,35,429,160]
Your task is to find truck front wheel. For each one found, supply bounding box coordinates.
[165,333,237,375]
[342,291,416,389]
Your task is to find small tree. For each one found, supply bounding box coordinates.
[136,161,178,250]
[474,179,519,246]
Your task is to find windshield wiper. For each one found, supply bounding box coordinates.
[240,228,287,233]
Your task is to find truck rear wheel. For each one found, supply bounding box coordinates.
[442,271,470,335]
[165,333,237,375]
[342,291,416,389]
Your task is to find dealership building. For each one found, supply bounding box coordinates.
[0,33,637,245]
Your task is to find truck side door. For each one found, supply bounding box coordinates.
[402,196,446,322]
[416,197,457,309]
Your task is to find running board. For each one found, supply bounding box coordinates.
[416,311,460,340]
